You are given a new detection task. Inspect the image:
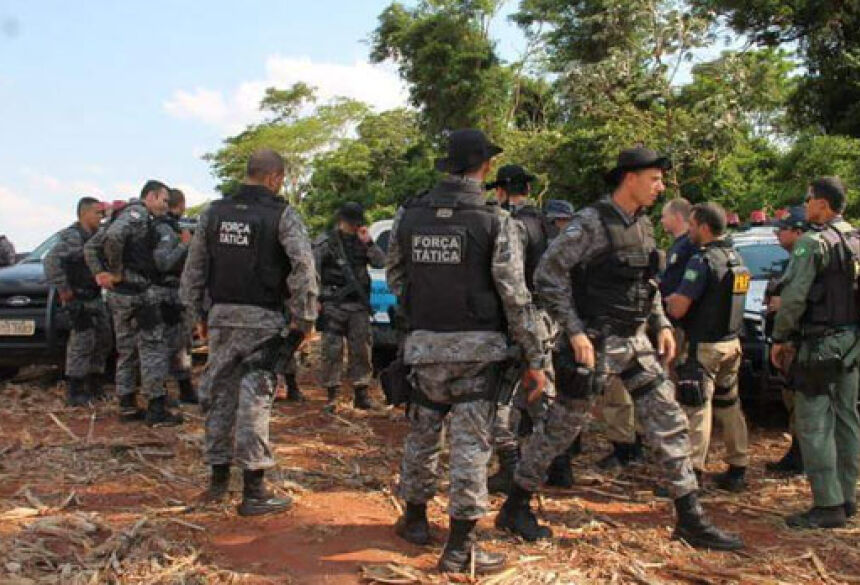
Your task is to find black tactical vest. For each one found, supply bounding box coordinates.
[116,203,158,293]
[398,183,504,333]
[511,204,549,292]
[682,240,750,343]
[318,230,372,302]
[802,221,860,328]
[206,186,291,310]
[574,201,660,331]
[64,223,100,300]
[154,214,185,286]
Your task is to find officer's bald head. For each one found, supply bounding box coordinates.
[246,149,285,181]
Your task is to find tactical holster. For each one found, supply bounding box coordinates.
[380,358,413,407]
[553,341,599,400]
[675,359,708,407]
[134,301,161,331]
[160,300,184,326]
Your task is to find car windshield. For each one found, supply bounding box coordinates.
[735,243,789,279]
[375,229,390,253]
[23,233,60,263]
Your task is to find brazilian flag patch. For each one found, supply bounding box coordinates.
[684,269,698,282]
[794,246,807,257]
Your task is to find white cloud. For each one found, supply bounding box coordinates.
[163,55,408,133]
[172,183,212,207]
[0,185,75,250]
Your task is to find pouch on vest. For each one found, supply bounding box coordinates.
[675,359,708,407]
[160,301,184,326]
[796,334,849,384]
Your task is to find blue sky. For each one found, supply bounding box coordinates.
[0,1,529,249]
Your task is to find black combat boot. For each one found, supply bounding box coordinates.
[713,465,747,493]
[545,452,574,488]
[201,464,231,503]
[118,393,145,421]
[673,492,744,550]
[765,437,803,475]
[568,434,583,457]
[597,442,634,470]
[786,505,847,529]
[487,448,518,494]
[87,373,108,402]
[284,374,306,403]
[145,395,184,427]
[438,518,506,574]
[395,502,430,545]
[495,484,553,541]
[353,385,375,410]
[630,434,646,462]
[845,501,857,518]
[237,469,292,516]
[66,377,93,407]
[323,387,338,413]
[178,379,199,404]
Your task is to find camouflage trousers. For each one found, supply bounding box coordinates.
[65,297,113,378]
[493,367,554,453]
[516,332,698,500]
[152,286,192,382]
[106,290,167,399]
[318,303,373,389]
[198,325,279,470]
[399,362,496,520]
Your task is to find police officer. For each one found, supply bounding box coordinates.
[496,147,743,551]
[85,180,183,426]
[765,206,807,474]
[666,202,751,492]
[0,234,15,266]
[485,165,569,490]
[180,149,318,516]
[44,197,114,405]
[314,202,385,412]
[544,199,574,239]
[153,188,197,404]
[771,177,860,529]
[387,129,548,574]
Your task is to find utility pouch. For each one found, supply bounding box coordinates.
[675,360,708,407]
[553,342,597,399]
[380,358,413,407]
[134,301,161,331]
[160,301,184,326]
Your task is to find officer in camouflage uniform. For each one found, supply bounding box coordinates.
[485,165,573,491]
[771,177,860,529]
[388,130,548,574]
[314,202,385,412]
[181,149,318,517]
[497,147,743,551]
[44,197,113,406]
[153,188,197,405]
[666,203,751,493]
[543,199,574,240]
[85,180,183,426]
[0,234,15,266]
[765,206,807,474]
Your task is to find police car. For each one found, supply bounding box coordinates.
[730,226,790,404]
[369,220,398,369]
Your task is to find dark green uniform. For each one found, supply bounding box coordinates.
[772,217,860,509]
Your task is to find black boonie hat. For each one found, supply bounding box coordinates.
[485,164,537,190]
[605,146,672,186]
[435,129,503,174]
[775,206,807,231]
[337,202,366,226]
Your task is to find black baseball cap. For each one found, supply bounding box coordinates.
[435,129,503,174]
[775,206,807,231]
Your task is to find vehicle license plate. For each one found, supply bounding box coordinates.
[0,319,36,336]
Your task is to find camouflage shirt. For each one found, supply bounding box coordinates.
[153,216,188,287]
[44,222,93,291]
[534,196,671,338]
[179,200,319,331]
[386,176,547,368]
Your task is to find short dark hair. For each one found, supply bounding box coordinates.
[76,196,101,217]
[664,197,691,220]
[246,149,285,180]
[140,180,168,200]
[690,202,727,236]
[810,176,846,212]
[168,188,185,209]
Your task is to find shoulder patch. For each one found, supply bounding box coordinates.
[129,210,142,220]
[794,246,807,257]
[683,269,699,282]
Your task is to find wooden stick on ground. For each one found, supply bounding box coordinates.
[48,413,79,442]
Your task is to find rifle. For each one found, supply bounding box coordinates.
[245,328,306,375]
[496,346,525,406]
[327,231,371,311]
